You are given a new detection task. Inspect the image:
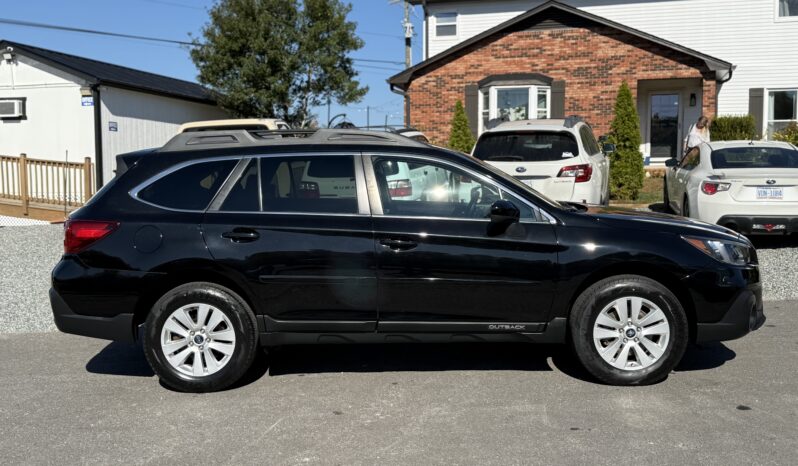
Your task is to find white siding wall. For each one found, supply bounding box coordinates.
[99,86,226,182]
[426,0,798,117]
[0,55,95,163]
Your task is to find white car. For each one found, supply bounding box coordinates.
[472,118,611,205]
[664,141,798,235]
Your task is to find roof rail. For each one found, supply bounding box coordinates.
[158,128,427,152]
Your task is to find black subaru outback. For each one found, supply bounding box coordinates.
[51,128,764,392]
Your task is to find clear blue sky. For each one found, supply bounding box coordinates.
[0,0,424,127]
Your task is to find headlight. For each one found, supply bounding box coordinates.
[682,236,752,265]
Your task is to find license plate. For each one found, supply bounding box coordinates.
[756,187,783,200]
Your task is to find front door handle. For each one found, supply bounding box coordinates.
[379,238,418,251]
[222,228,260,243]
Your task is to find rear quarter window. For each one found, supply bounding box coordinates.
[137,159,237,210]
[474,131,580,162]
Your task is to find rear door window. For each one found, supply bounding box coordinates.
[579,126,601,155]
[260,155,358,214]
[474,132,580,162]
[220,159,260,212]
[138,159,237,210]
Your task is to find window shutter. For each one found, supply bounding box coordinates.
[464,84,479,137]
[748,88,764,138]
[551,80,566,119]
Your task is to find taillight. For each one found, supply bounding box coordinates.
[557,164,593,183]
[388,179,412,197]
[701,181,731,195]
[297,181,320,198]
[64,220,119,254]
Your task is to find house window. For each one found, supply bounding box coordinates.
[778,0,798,17]
[767,90,797,137]
[479,85,551,132]
[436,13,457,37]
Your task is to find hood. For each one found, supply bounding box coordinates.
[582,206,745,242]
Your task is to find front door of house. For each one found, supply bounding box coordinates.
[649,94,681,162]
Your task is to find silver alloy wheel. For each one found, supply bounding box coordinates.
[160,303,236,377]
[592,296,670,371]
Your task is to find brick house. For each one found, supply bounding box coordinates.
[387,0,789,164]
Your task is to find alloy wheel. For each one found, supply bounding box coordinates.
[592,296,671,371]
[160,303,237,377]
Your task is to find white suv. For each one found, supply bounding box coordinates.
[472,118,611,205]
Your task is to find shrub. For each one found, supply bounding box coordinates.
[608,82,645,200]
[711,115,758,141]
[448,100,475,153]
[773,122,798,146]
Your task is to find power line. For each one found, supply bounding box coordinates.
[0,17,194,46]
[0,17,410,67]
[352,58,405,66]
[354,64,403,72]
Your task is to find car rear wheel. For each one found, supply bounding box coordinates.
[143,282,258,393]
[569,275,688,385]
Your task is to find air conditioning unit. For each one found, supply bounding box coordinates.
[0,99,25,119]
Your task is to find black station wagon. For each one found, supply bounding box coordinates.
[51,128,764,392]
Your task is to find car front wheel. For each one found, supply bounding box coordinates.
[569,275,688,385]
[143,282,258,393]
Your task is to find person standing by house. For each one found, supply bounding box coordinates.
[683,116,711,157]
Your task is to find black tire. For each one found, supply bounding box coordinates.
[569,275,688,386]
[143,282,258,393]
[662,178,671,213]
[683,195,690,218]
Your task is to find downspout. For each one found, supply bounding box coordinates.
[423,1,429,61]
[91,84,103,190]
[714,65,735,117]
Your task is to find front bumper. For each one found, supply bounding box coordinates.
[695,287,765,343]
[716,215,798,235]
[50,288,136,342]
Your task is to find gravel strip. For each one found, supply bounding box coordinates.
[0,224,796,334]
[0,224,62,333]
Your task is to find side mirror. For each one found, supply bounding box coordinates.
[665,158,678,167]
[602,143,616,154]
[490,200,520,225]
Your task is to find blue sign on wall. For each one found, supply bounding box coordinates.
[81,96,94,107]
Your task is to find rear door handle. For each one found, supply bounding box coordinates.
[222,228,260,242]
[379,238,418,251]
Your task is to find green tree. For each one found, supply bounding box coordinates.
[190,0,367,126]
[448,100,475,153]
[608,82,645,200]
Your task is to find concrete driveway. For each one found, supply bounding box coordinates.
[1,301,796,465]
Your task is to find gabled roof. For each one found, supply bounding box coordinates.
[389,0,733,90]
[0,40,216,104]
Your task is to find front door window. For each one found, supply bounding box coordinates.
[650,94,680,159]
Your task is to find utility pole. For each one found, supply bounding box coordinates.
[327,96,331,128]
[403,1,413,69]
[384,114,388,129]
[366,106,371,128]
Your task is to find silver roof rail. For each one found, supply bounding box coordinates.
[159,128,428,152]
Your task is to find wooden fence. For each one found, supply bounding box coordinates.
[0,154,94,214]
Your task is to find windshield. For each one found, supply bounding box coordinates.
[473,131,580,162]
[711,146,798,169]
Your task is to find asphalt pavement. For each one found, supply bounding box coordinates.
[1,300,796,465]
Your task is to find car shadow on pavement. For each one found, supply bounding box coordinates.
[83,340,737,389]
[675,343,736,372]
[86,341,154,377]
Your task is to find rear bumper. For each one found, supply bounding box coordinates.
[716,215,798,235]
[50,287,136,342]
